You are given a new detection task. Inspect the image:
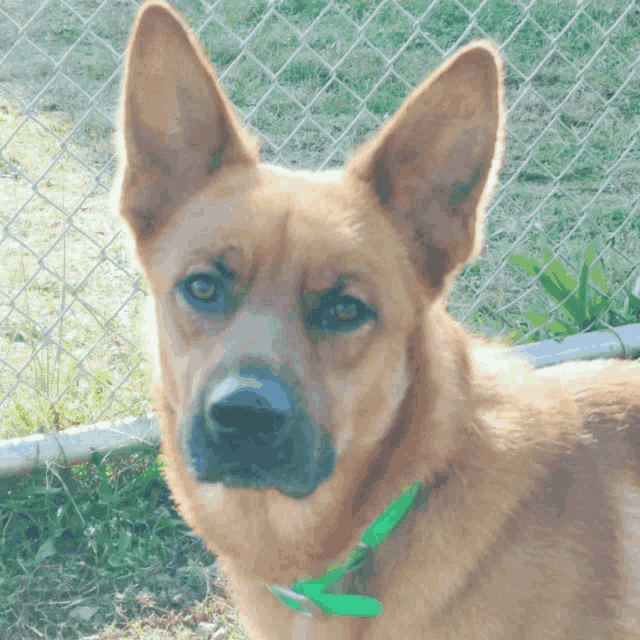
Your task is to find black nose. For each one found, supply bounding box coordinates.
[205,372,295,443]
[183,367,335,498]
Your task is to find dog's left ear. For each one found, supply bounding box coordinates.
[348,42,505,291]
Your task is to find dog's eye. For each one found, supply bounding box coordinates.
[188,275,217,300]
[306,293,377,333]
[180,272,233,314]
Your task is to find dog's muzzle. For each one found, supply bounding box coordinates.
[181,367,335,499]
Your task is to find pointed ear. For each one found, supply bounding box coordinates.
[116,1,259,240]
[348,41,505,291]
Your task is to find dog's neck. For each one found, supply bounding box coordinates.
[269,481,425,618]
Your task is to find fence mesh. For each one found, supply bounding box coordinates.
[1,0,639,438]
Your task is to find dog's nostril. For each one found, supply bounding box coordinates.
[205,374,295,441]
[215,389,271,412]
[210,405,286,440]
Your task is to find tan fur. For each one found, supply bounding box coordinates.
[115,3,640,638]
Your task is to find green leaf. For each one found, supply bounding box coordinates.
[587,297,609,318]
[547,260,577,293]
[538,271,570,305]
[525,311,548,327]
[591,264,609,294]
[577,260,589,324]
[119,528,132,554]
[547,321,569,335]
[628,292,640,311]
[98,468,111,496]
[539,262,583,322]
[511,255,540,277]
[34,537,56,565]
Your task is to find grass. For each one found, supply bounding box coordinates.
[0,0,639,637]
[0,448,249,640]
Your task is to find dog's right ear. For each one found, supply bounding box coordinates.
[116,1,258,241]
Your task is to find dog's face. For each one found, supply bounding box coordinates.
[141,168,420,497]
[116,2,505,577]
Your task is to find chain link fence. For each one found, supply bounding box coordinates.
[1,0,639,439]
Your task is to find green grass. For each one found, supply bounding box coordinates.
[0,0,639,637]
[0,447,248,640]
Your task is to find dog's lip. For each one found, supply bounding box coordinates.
[184,412,336,499]
[194,442,334,499]
[215,473,322,499]
[193,455,327,499]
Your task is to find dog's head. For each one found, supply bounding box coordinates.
[115,1,505,579]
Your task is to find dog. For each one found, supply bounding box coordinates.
[114,2,640,638]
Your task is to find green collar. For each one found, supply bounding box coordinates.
[269,481,426,618]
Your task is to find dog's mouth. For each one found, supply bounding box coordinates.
[181,370,335,499]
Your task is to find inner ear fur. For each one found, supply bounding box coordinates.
[116,1,259,241]
[348,41,506,291]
